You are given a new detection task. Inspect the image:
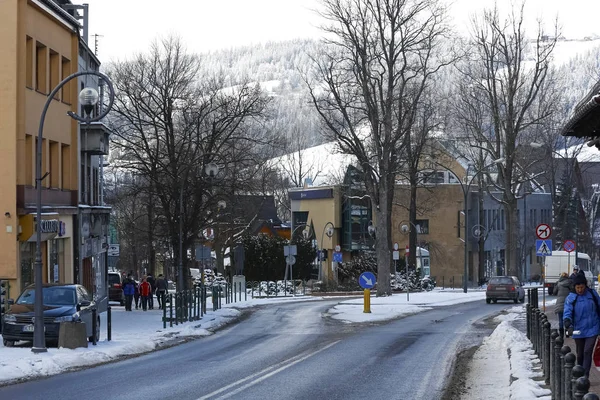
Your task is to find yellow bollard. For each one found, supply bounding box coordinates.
[363,289,371,313]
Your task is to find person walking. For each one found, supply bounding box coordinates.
[553,272,571,339]
[139,277,152,311]
[146,273,156,310]
[563,274,600,377]
[122,274,136,311]
[155,274,168,310]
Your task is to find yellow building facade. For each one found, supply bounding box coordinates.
[0,0,79,295]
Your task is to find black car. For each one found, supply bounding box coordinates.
[108,272,125,305]
[486,276,526,304]
[2,284,100,347]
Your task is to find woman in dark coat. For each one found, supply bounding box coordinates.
[553,272,571,339]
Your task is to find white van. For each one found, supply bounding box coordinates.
[544,251,591,294]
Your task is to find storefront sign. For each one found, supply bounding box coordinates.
[19,214,60,242]
[290,189,334,200]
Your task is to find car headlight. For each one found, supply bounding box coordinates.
[4,314,16,323]
[53,315,74,323]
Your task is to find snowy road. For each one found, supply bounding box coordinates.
[0,299,511,400]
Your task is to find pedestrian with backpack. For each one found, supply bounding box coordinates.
[563,274,600,377]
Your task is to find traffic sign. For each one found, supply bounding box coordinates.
[359,272,376,289]
[333,252,343,263]
[536,240,552,256]
[286,255,296,265]
[564,240,576,253]
[392,251,400,260]
[536,223,552,240]
[284,245,297,256]
[393,242,399,251]
[335,245,341,252]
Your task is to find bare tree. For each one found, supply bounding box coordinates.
[107,37,269,289]
[307,0,451,295]
[455,3,558,277]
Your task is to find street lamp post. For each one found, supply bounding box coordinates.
[33,71,114,353]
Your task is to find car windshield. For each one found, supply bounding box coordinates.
[489,277,513,285]
[16,287,77,306]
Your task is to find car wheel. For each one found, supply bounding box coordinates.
[492,299,497,304]
[3,339,15,347]
[88,317,100,343]
[486,298,491,304]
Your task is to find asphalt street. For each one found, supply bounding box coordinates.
[0,299,512,400]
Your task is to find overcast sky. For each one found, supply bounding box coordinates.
[84,0,600,62]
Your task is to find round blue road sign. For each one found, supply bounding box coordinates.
[359,272,376,289]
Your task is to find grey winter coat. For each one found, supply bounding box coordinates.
[554,276,572,314]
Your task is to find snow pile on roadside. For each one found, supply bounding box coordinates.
[462,306,551,400]
[328,289,485,323]
[0,307,241,385]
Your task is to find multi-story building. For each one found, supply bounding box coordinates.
[0,0,80,295]
[0,0,110,302]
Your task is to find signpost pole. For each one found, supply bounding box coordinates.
[363,289,371,313]
[542,256,546,312]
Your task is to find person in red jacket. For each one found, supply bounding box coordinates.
[138,277,152,311]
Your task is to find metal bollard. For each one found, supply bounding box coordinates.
[583,393,600,400]
[554,336,564,399]
[572,365,586,400]
[107,305,112,342]
[92,308,97,346]
[561,345,571,400]
[169,293,173,328]
[550,330,558,393]
[163,298,167,329]
[544,321,551,384]
[575,376,591,400]
[527,302,531,339]
[565,353,576,400]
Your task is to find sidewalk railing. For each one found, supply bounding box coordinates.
[526,288,600,400]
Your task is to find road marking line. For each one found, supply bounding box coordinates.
[197,340,340,400]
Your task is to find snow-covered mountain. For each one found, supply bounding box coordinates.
[197,37,600,154]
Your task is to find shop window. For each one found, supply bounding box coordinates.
[26,36,33,88]
[35,42,47,93]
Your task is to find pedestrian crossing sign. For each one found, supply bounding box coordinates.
[536,239,552,256]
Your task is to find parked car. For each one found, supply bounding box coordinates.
[486,276,525,304]
[108,271,125,306]
[2,284,100,347]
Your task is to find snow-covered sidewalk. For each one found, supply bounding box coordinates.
[0,286,546,398]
